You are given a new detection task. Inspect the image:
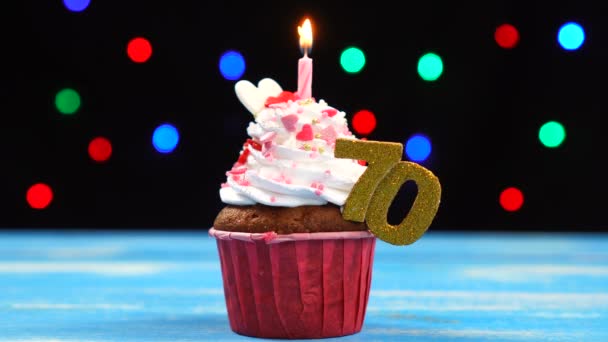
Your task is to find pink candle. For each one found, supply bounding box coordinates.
[297,18,313,99]
[298,54,312,99]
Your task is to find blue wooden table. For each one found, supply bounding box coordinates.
[0,230,606,341]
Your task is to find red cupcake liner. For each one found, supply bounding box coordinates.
[209,228,376,339]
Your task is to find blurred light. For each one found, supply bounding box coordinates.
[340,47,366,74]
[499,187,524,212]
[495,23,519,49]
[88,137,112,162]
[539,121,566,148]
[63,0,90,12]
[352,109,376,136]
[27,183,54,210]
[153,124,179,153]
[55,88,81,115]
[558,22,585,50]
[127,37,153,63]
[405,134,432,162]
[417,52,443,81]
[219,50,246,80]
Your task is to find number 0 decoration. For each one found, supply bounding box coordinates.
[335,138,441,245]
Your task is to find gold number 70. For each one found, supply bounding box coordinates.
[335,138,441,245]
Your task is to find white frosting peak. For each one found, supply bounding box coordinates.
[220,79,366,207]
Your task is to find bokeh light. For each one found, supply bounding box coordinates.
[499,187,524,212]
[88,136,112,162]
[127,37,153,63]
[495,23,519,49]
[63,0,90,12]
[26,183,54,210]
[417,52,443,81]
[539,121,566,148]
[55,88,81,115]
[219,50,246,80]
[340,47,366,74]
[153,124,180,153]
[405,134,432,162]
[352,109,376,136]
[558,22,585,50]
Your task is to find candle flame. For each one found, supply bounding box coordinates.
[298,18,313,54]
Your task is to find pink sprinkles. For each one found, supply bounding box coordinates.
[272,174,292,184]
[320,126,337,144]
[296,124,314,141]
[263,231,278,242]
[281,114,299,132]
[321,108,338,117]
[228,166,247,175]
[310,182,325,196]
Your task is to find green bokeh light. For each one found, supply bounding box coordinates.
[55,88,81,115]
[417,52,443,81]
[539,121,566,148]
[340,47,366,74]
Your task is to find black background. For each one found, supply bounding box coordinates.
[2,1,606,231]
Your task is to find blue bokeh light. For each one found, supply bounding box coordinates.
[558,22,585,50]
[153,124,180,154]
[63,0,91,12]
[219,50,246,81]
[405,134,432,162]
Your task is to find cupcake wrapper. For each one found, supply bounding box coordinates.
[209,228,376,339]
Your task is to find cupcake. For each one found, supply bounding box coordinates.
[210,76,441,339]
[210,78,376,339]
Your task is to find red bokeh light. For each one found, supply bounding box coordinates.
[495,24,520,49]
[352,109,376,136]
[127,37,153,63]
[499,187,524,212]
[26,183,54,210]
[88,136,112,162]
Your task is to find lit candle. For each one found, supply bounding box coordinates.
[297,18,313,99]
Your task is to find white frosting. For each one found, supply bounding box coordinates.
[220,79,366,207]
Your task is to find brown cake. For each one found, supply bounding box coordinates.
[214,204,368,234]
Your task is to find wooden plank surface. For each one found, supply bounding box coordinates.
[0,230,606,341]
